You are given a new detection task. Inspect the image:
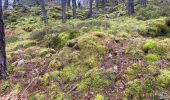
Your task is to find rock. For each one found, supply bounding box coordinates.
[113,65,118,73]
[132,25,139,31]
[17,59,25,66]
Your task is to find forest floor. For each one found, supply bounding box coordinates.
[0,4,170,100]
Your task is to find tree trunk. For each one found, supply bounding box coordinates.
[111,0,116,7]
[62,0,66,23]
[13,0,28,9]
[38,0,47,24]
[0,0,7,78]
[140,0,147,7]
[87,0,93,18]
[102,0,106,10]
[127,0,134,16]
[72,0,76,18]
[13,0,17,8]
[96,0,99,10]
[3,0,8,9]
[67,0,71,7]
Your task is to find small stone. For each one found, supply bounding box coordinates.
[17,59,24,66]
[108,53,113,58]
[113,65,118,73]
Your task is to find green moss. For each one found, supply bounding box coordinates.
[48,60,62,69]
[145,54,160,62]
[29,7,41,16]
[46,31,80,48]
[167,55,170,61]
[29,92,45,100]
[56,93,65,100]
[30,30,45,40]
[94,94,104,100]
[39,73,50,85]
[13,84,21,95]
[125,79,142,99]
[142,77,155,93]
[124,76,157,99]
[139,18,170,37]
[165,17,170,26]
[143,40,156,52]
[124,64,148,80]
[77,68,115,92]
[50,71,60,80]
[59,33,113,70]
[38,48,55,57]
[7,40,36,51]
[0,81,10,93]
[157,68,170,88]
[58,32,70,47]
[7,61,15,73]
[6,35,19,43]
[80,27,89,33]
[60,67,78,82]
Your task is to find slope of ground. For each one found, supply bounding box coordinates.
[0,4,170,100]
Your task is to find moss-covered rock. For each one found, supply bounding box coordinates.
[58,32,113,69]
[139,18,170,37]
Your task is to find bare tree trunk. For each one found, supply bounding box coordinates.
[3,0,8,10]
[96,0,99,10]
[102,0,106,10]
[67,0,71,7]
[72,0,76,18]
[0,0,7,78]
[13,0,17,8]
[38,0,47,24]
[111,0,116,7]
[62,0,66,23]
[140,0,147,7]
[13,0,28,9]
[87,0,93,18]
[127,0,134,15]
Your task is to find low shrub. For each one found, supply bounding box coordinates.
[136,5,170,20]
[30,30,45,40]
[165,17,170,27]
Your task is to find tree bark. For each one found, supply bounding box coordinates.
[140,0,147,7]
[62,0,66,23]
[0,0,7,78]
[127,0,134,16]
[102,0,106,10]
[67,0,71,7]
[87,0,93,18]
[13,0,17,8]
[96,0,99,10]
[111,0,116,7]
[3,0,8,9]
[13,0,28,9]
[38,0,47,24]
[72,0,76,18]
